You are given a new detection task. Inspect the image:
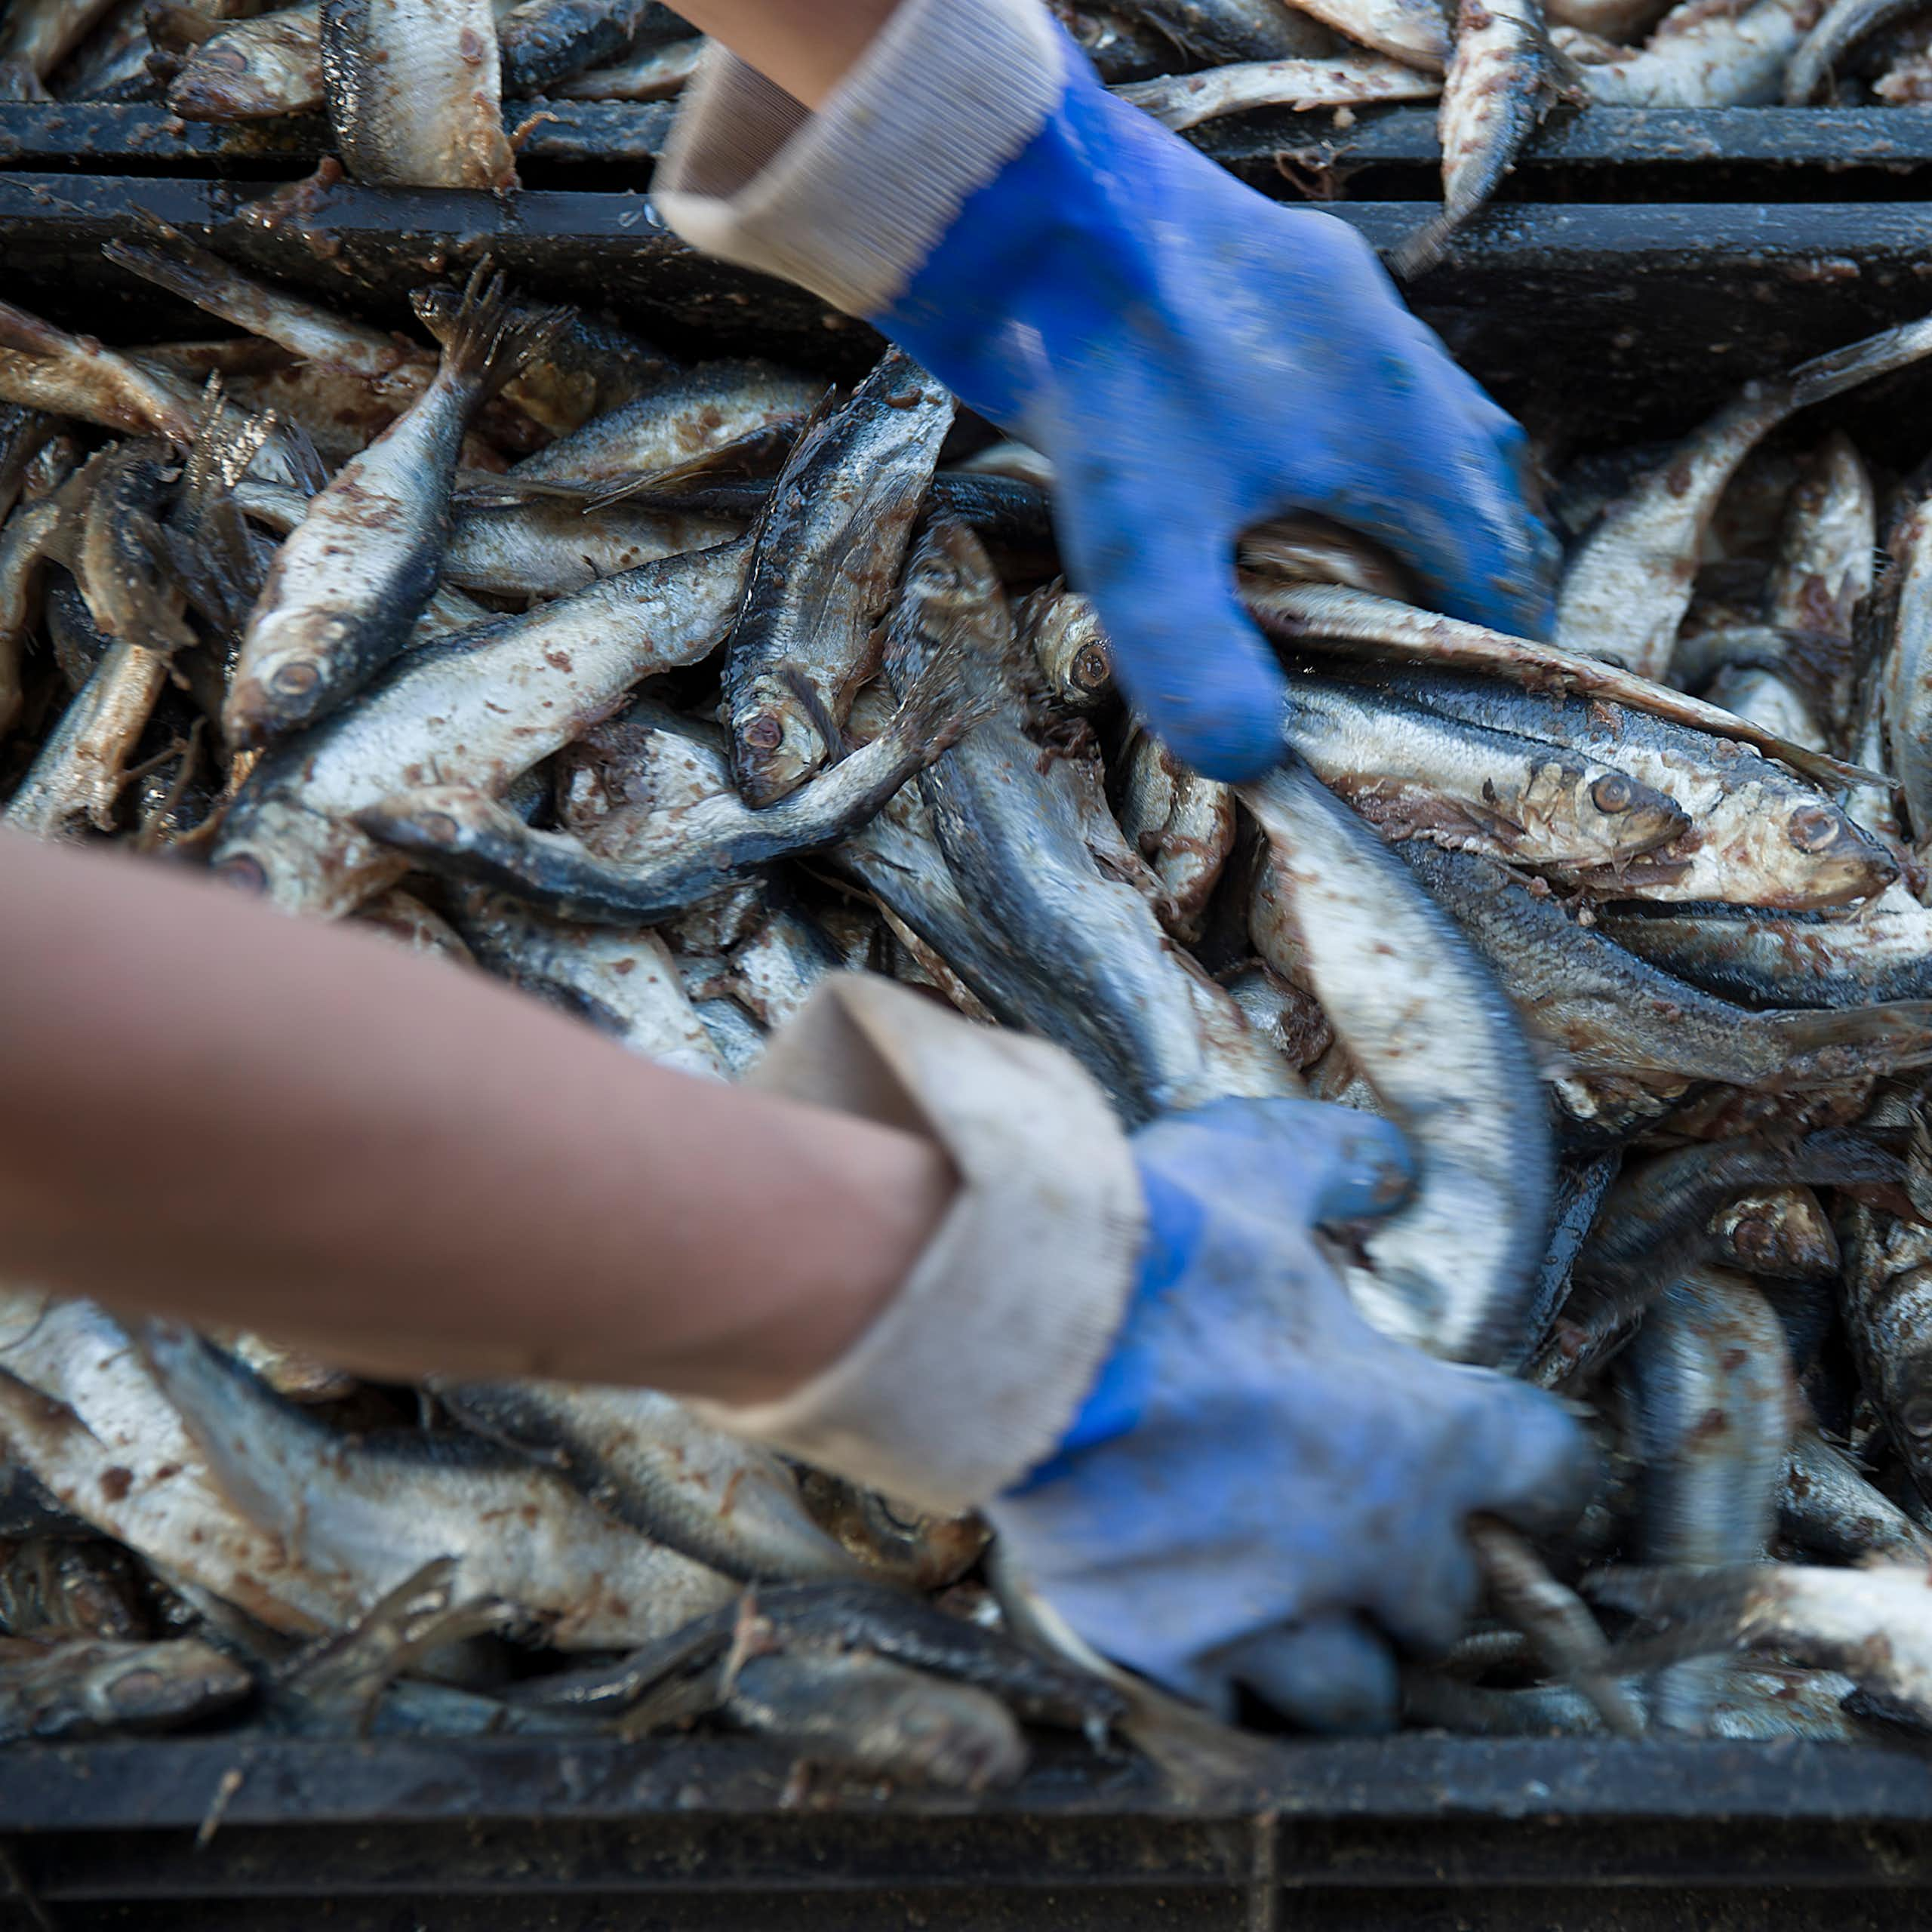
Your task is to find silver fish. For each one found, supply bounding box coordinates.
[724,351,954,806]
[1244,758,1549,1365]
[1393,0,1571,279]
[138,1322,740,1649]
[1838,1186,1932,1511]
[551,33,703,97]
[0,1540,144,1642]
[355,634,983,924]
[1402,841,1932,1088]
[891,525,1298,1122]
[0,1634,251,1741]
[210,537,752,918]
[167,4,323,118]
[1712,1185,1837,1280]
[226,269,561,747]
[5,638,170,840]
[1129,0,1337,62]
[1780,1427,1932,1564]
[1114,728,1235,946]
[1784,0,1924,97]
[1279,670,1691,879]
[1622,1265,1794,1732]
[1284,0,1453,66]
[320,0,516,189]
[1562,0,1823,102]
[0,0,118,78]
[1017,583,1114,711]
[1117,52,1439,128]
[510,362,826,485]
[447,888,727,1077]
[1555,310,1932,677]
[497,0,675,91]
[1591,1560,1932,1730]
[434,1381,864,1583]
[1043,0,1171,79]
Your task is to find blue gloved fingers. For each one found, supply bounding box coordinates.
[1058,499,1289,783]
[1227,1614,1401,1734]
[1189,1098,1415,1226]
[1454,1372,1601,1538]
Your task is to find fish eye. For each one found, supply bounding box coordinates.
[1904,1397,1932,1439]
[1073,644,1111,691]
[1590,773,1634,814]
[1787,805,1841,853]
[416,813,460,847]
[271,660,321,697]
[213,855,268,895]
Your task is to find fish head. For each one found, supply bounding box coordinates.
[1775,800,1901,909]
[1529,756,1689,863]
[1020,588,1113,712]
[211,792,401,920]
[224,613,357,749]
[1712,1186,1838,1282]
[83,1641,252,1730]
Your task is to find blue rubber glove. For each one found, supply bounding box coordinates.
[874,39,1558,781]
[988,1100,1594,1732]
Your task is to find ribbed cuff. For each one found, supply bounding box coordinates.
[687,975,1144,1515]
[653,0,1066,317]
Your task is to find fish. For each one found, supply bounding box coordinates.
[1555,310,1932,678]
[0,1539,146,1642]
[1562,0,1825,102]
[725,896,844,1030]
[1515,1150,1620,1371]
[320,0,516,189]
[166,4,323,118]
[1590,1560,1932,1731]
[1392,0,1573,280]
[235,475,740,599]
[1712,1186,1838,1280]
[1017,585,1115,712]
[137,1322,740,1649]
[5,638,172,840]
[225,269,561,748]
[1116,52,1441,127]
[262,1556,509,1735]
[551,33,704,97]
[1246,580,1874,791]
[209,535,752,918]
[1779,1426,1932,1564]
[446,889,727,1077]
[1129,0,1337,63]
[1279,670,1691,880]
[497,0,679,92]
[355,632,984,924]
[0,1298,352,1633]
[1527,1129,1901,1387]
[1277,0,1452,66]
[509,363,827,485]
[432,1382,865,1583]
[54,0,152,101]
[1784,0,1927,97]
[0,1634,251,1741]
[888,525,1299,1121]
[1114,729,1235,946]
[1542,0,1675,41]
[1761,430,1874,722]
[1621,1265,1794,1732]
[724,352,954,806]
[1398,842,1932,1089]
[1838,1188,1932,1511]
[1372,666,1890,909]
[0,0,118,78]
[1244,758,1549,1364]
[1879,482,1932,841]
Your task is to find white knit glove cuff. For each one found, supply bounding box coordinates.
[652,0,1066,317]
[687,975,1143,1515]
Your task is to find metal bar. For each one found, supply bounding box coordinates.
[5,103,1932,177]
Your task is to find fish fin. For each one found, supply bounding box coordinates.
[411,264,567,405]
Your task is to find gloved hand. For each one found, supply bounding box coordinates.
[875,38,1558,780]
[988,1099,1595,1732]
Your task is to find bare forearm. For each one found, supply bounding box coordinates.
[0,832,951,1401]
[672,0,899,103]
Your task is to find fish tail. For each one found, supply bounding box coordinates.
[1389,212,1457,283]
[1792,309,1932,411]
[100,230,251,326]
[413,263,565,404]
[1768,1001,1932,1081]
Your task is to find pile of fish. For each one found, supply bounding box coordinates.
[5,0,1919,287]
[8,218,1932,1773]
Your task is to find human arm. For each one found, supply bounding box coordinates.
[0,828,948,1402]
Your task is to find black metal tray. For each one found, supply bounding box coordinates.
[2,1732,1932,1929]
[8,163,1932,1930]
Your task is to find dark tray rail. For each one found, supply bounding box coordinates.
[8,173,1932,453]
[5,103,1932,203]
[0,1736,1930,1930]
